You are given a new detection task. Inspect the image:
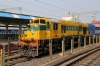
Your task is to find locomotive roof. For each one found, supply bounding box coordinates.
[48,18,60,23]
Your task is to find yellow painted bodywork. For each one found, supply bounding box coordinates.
[21,30,39,40]
[20,18,89,41]
[60,20,88,37]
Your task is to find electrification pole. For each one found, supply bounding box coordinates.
[73,11,100,21]
[0,7,22,14]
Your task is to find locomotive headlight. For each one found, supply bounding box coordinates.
[31,29,34,33]
[31,25,34,33]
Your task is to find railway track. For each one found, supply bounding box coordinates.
[60,46,100,66]
[43,44,100,66]
[4,42,100,66]
[72,49,100,66]
[5,50,32,66]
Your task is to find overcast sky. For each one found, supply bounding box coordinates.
[0,0,100,23]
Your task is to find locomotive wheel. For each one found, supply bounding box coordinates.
[27,48,32,57]
[26,49,31,57]
[26,46,35,57]
[18,45,28,56]
[31,47,36,57]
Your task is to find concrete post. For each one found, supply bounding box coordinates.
[71,39,73,54]
[71,36,74,54]
[0,49,3,66]
[99,35,100,44]
[98,35,99,44]
[3,45,5,66]
[7,45,10,66]
[49,39,52,61]
[93,36,94,45]
[62,38,65,57]
[96,35,98,44]
[89,36,91,46]
[78,36,80,50]
[84,36,86,48]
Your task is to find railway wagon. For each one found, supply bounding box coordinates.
[88,24,100,43]
[0,27,24,40]
[0,27,18,39]
[18,17,89,57]
[88,24,100,35]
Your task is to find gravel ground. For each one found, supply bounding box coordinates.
[13,44,98,66]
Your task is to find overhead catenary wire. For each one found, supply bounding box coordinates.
[60,0,87,11]
[0,7,22,13]
[15,0,66,14]
[15,0,90,20]
[35,0,92,20]
[0,4,60,18]
[23,9,60,17]
[0,2,92,21]
[60,0,92,19]
[35,0,73,13]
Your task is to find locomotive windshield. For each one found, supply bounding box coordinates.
[34,20,39,23]
[40,19,45,24]
[34,19,46,24]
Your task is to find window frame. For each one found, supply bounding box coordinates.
[53,23,58,30]
[34,19,39,23]
[40,19,45,24]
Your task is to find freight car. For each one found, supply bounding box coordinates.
[18,16,89,57]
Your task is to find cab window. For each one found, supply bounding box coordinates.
[40,19,45,24]
[34,20,39,23]
[46,22,50,29]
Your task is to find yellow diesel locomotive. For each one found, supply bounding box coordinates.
[18,17,88,57]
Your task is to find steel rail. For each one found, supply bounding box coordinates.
[43,44,100,66]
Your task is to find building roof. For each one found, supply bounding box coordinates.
[0,11,40,20]
[91,20,100,24]
[48,18,60,23]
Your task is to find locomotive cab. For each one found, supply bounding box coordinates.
[18,18,52,56]
[20,18,48,41]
